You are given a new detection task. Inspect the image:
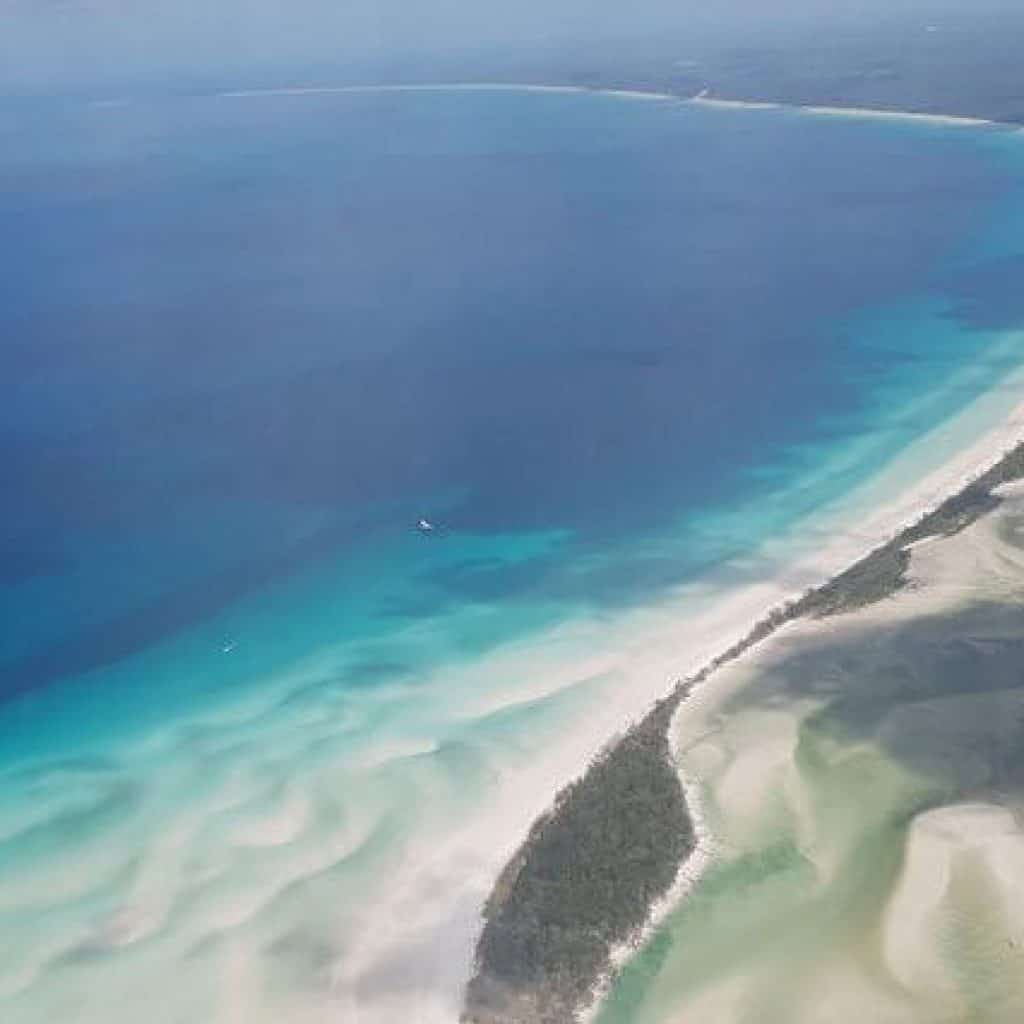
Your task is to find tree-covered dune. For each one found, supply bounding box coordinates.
[463,694,692,1023]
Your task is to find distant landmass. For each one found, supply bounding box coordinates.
[345,9,1024,126]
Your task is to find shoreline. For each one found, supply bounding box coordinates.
[688,94,1003,128]
[463,365,1024,1023]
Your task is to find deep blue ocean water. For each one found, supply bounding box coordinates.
[1,87,1024,1022]
[2,91,1022,741]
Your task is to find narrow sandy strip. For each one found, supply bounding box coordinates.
[799,105,995,128]
[77,77,1023,135]
[214,82,676,103]
[688,95,999,128]
[209,80,1020,132]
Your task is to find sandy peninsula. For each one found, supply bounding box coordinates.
[463,423,1024,1022]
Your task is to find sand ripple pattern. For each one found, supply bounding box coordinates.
[0,632,624,1024]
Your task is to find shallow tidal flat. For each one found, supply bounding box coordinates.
[598,481,1024,1023]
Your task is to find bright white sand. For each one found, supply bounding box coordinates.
[216,83,588,100]
[597,89,678,102]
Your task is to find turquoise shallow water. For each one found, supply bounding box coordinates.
[1,89,1024,1020]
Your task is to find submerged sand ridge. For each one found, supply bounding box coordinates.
[597,481,1024,1023]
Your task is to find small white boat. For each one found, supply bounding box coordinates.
[417,519,435,533]
[221,641,237,654]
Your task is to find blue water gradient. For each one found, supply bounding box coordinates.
[1,88,1023,760]
[4,89,1024,1024]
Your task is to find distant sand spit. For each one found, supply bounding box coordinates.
[799,105,995,128]
[688,95,999,128]
[208,80,1021,132]
[214,82,677,103]
[687,96,783,112]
